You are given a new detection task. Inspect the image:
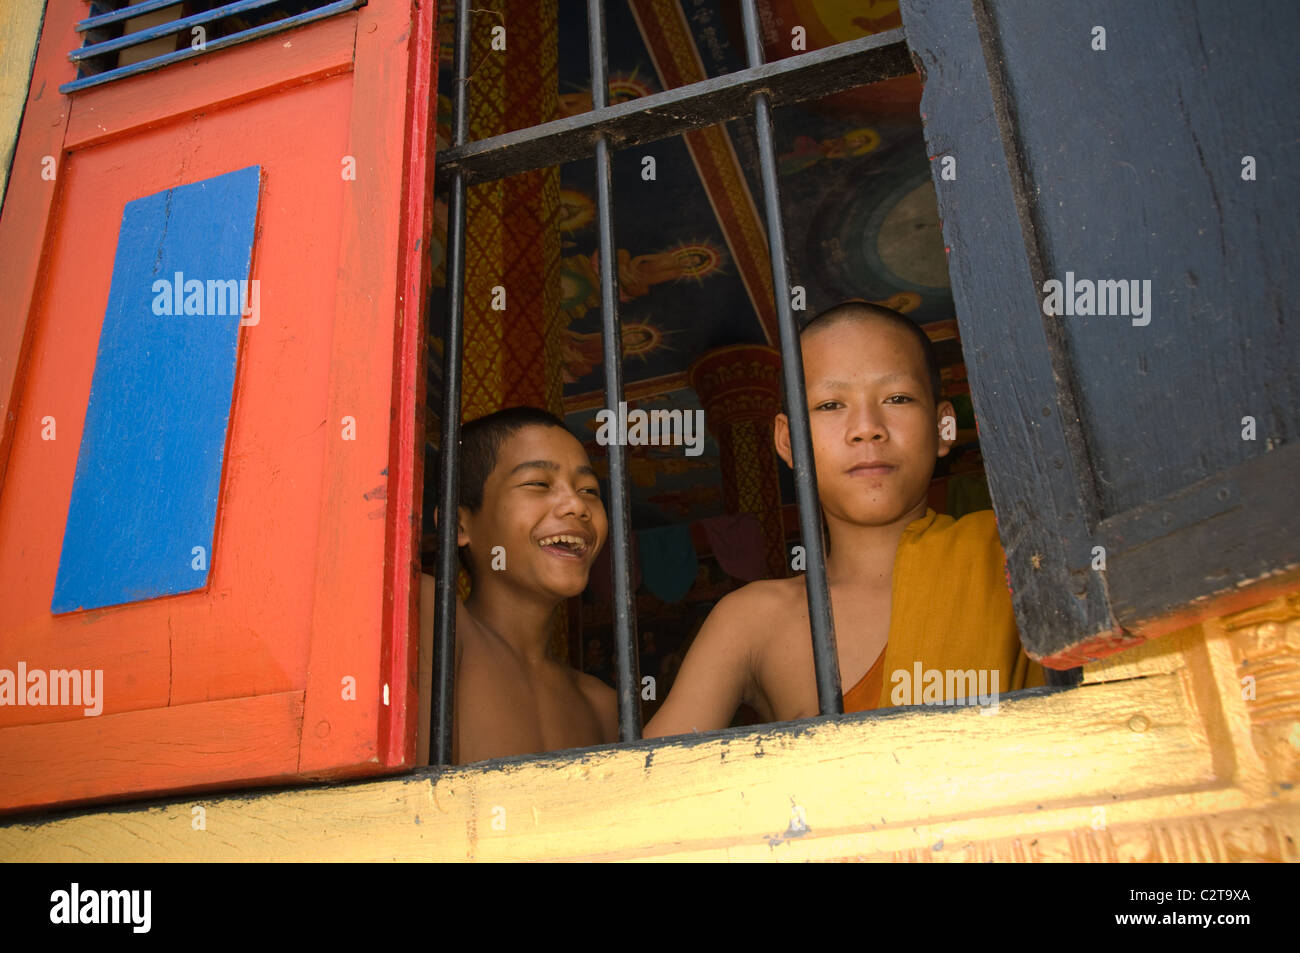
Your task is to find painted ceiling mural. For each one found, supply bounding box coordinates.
[425,0,967,540]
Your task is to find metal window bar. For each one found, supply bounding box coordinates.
[587,0,643,741]
[738,0,839,713]
[433,3,917,762]
[432,0,473,767]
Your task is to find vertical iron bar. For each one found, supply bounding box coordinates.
[740,0,841,715]
[588,0,642,741]
[432,0,473,765]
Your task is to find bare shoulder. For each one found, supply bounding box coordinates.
[419,571,464,667]
[419,572,437,642]
[641,575,801,737]
[575,669,615,704]
[688,574,806,676]
[711,575,805,633]
[574,670,618,741]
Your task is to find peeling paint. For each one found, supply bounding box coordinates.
[466,780,478,861]
[766,799,811,848]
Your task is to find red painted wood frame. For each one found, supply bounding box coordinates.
[0,1,436,814]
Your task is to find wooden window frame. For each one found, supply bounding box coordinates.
[428,0,1079,774]
[901,0,1300,667]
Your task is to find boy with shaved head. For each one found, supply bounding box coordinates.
[420,407,618,764]
[645,302,1041,735]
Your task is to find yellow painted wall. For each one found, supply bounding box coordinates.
[3,591,1297,861]
[0,1,46,213]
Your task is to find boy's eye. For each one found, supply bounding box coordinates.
[885,395,914,404]
[813,400,842,411]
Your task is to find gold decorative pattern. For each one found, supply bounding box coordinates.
[1222,595,1300,788]
[839,809,1299,863]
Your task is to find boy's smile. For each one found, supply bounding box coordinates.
[536,528,595,559]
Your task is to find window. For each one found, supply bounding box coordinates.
[424,0,1296,766]
[425,0,1034,767]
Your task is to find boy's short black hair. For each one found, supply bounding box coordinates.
[781,300,943,413]
[455,405,569,577]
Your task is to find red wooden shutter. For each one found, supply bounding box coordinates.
[0,0,435,813]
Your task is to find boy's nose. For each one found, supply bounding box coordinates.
[846,407,887,443]
[554,485,592,518]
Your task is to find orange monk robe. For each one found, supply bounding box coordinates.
[842,508,1045,713]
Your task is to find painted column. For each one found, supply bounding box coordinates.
[460,0,564,421]
[689,345,787,579]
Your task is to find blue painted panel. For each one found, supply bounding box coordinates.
[52,165,261,614]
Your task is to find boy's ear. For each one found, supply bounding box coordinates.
[936,399,957,458]
[455,506,472,549]
[773,413,794,469]
[431,505,473,548]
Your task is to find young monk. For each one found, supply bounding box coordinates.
[644,302,1042,735]
[420,406,618,763]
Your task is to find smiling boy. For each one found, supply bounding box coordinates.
[420,407,618,764]
[644,302,1041,735]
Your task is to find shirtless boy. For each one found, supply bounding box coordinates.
[644,302,1040,735]
[420,407,618,763]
